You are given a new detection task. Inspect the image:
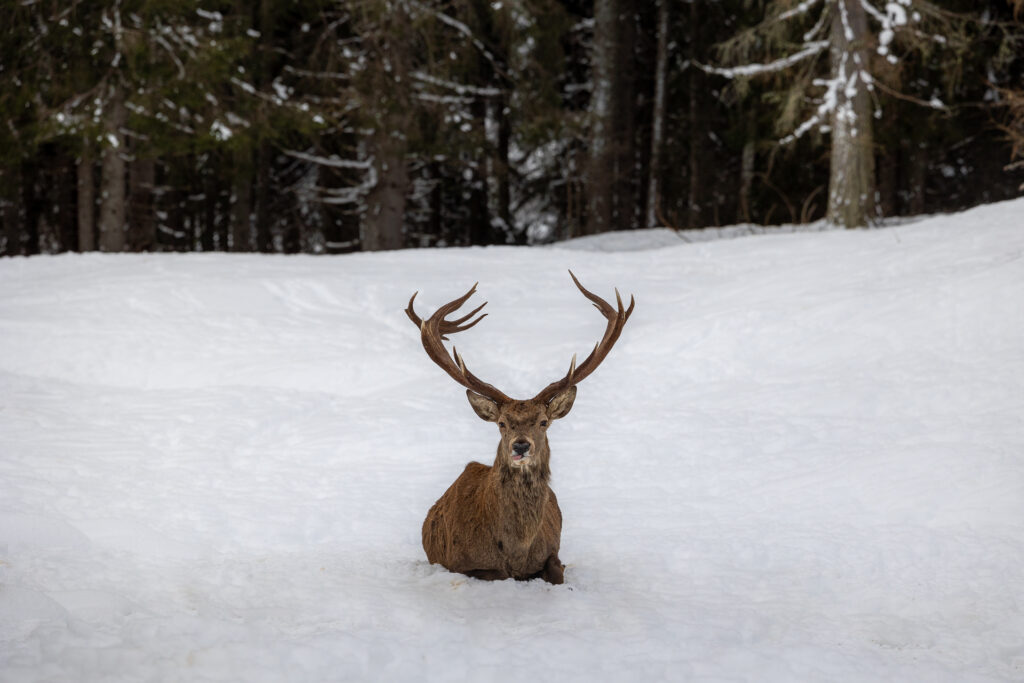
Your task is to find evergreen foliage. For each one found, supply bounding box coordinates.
[0,0,1021,255]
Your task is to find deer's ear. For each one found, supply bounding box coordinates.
[546,386,577,421]
[467,390,501,422]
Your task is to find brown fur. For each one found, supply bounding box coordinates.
[422,390,575,584]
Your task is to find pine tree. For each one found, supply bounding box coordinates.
[703,0,950,227]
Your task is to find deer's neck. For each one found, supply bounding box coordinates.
[490,449,551,542]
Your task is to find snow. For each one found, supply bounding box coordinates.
[209,120,232,141]
[2,199,1024,681]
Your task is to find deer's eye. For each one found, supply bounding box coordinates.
[498,422,506,428]
[540,420,548,427]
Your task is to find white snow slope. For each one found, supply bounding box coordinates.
[2,200,1023,682]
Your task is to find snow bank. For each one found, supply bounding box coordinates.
[1,200,1023,681]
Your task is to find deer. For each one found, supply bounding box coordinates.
[405,271,634,584]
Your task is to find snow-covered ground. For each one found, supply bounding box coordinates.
[2,200,1023,681]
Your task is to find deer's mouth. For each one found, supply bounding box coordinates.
[510,453,530,465]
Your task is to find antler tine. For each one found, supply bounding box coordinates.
[432,282,478,320]
[445,302,488,333]
[453,346,466,375]
[406,284,511,404]
[532,272,635,403]
[569,269,615,317]
[405,291,423,327]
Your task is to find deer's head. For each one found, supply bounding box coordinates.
[464,388,576,472]
[406,272,634,473]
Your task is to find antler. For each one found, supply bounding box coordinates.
[532,271,635,403]
[405,283,512,404]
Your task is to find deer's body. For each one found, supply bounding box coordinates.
[406,272,632,585]
[423,457,563,583]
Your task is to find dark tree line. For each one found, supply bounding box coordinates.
[1,0,1022,257]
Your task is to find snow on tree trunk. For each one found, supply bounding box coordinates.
[827,0,876,228]
[584,0,617,236]
[98,91,127,253]
[77,143,95,252]
[646,0,669,229]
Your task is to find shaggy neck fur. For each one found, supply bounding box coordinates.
[491,446,551,544]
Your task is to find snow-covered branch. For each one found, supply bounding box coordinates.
[779,51,852,145]
[838,0,855,42]
[413,92,475,105]
[779,112,823,145]
[803,9,829,42]
[859,0,914,58]
[284,149,374,170]
[411,71,501,97]
[778,0,823,22]
[697,40,829,78]
[282,65,351,81]
[284,149,378,205]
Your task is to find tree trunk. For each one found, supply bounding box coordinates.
[1,165,21,256]
[687,0,701,228]
[281,204,300,253]
[613,4,637,231]
[907,143,928,215]
[254,0,275,253]
[363,137,408,251]
[98,91,127,252]
[496,96,512,240]
[230,147,253,251]
[57,156,78,253]
[430,161,444,246]
[77,142,95,251]
[827,0,876,228]
[200,161,217,252]
[362,4,411,251]
[255,142,274,252]
[468,97,490,246]
[585,0,618,235]
[20,159,41,255]
[168,182,187,251]
[129,156,156,251]
[878,147,898,218]
[215,165,230,251]
[739,139,756,224]
[646,0,669,228]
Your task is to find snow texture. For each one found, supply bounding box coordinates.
[2,199,1024,681]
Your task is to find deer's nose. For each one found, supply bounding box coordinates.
[512,441,530,455]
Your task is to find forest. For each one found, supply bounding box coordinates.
[1,0,1022,257]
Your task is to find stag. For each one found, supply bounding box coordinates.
[405,272,634,584]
